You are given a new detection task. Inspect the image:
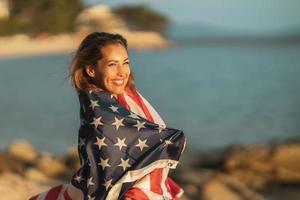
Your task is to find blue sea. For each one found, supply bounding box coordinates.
[1,27,300,153]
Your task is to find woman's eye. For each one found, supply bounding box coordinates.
[108,63,117,67]
[124,62,130,65]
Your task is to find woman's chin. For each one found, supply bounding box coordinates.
[108,87,125,95]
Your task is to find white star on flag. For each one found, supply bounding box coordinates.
[164,139,173,147]
[89,100,99,110]
[94,136,107,150]
[87,177,95,188]
[133,120,146,131]
[111,117,124,130]
[128,112,139,119]
[103,179,113,190]
[109,105,119,113]
[74,175,82,183]
[118,158,131,170]
[98,158,111,170]
[114,137,127,150]
[79,138,85,148]
[90,116,104,128]
[135,138,149,151]
[157,124,166,133]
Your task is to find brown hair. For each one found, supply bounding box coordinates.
[68,32,135,93]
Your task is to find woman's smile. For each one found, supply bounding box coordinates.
[111,78,125,86]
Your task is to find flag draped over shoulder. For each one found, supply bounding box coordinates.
[70,88,186,199]
[29,88,186,200]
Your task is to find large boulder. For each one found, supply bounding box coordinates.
[0,172,47,200]
[0,152,25,174]
[24,167,49,183]
[7,140,38,163]
[272,144,300,183]
[203,179,242,200]
[36,154,67,179]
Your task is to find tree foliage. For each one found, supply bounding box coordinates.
[0,0,83,35]
[113,4,170,36]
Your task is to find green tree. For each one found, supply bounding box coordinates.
[113,4,170,36]
[0,0,83,35]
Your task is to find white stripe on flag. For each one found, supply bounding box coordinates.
[137,91,166,127]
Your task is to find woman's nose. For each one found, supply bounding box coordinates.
[117,68,126,78]
[116,65,126,77]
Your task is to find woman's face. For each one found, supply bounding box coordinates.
[88,43,131,96]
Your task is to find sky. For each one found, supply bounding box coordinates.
[85,0,300,33]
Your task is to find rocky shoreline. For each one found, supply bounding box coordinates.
[1,139,300,200]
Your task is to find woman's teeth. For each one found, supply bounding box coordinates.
[112,79,124,86]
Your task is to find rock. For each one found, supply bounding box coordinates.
[175,168,215,186]
[0,172,47,200]
[203,179,242,200]
[37,155,67,178]
[223,144,273,189]
[61,145,80,171]
[24,168,49,183]
[7,140,38,163]
[182,184,199,200]
[227,170,268,189]
[224,144,273,173]
[216,173,265,200]
[0,152,25,174]
[272,144,300,183]
[272,167,300,183]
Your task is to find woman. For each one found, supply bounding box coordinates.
[30,32,186,200]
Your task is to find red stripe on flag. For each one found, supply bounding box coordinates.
[63,188,73,200]
[124,87,154,123]
[124,187,150,200]
[44,184,63,200]
[117,92,131,111]
[150,168,164,195]
[166,177,181,199]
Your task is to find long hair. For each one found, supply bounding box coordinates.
[68,32,135,93]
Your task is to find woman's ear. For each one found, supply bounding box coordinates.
[85,66,95,78]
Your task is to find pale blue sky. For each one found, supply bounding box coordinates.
[85,0,300,32]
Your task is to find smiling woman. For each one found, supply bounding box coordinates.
[84,43,131,97]
[68,32,135,96]
[29,32,186,200]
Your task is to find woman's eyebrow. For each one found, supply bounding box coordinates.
[107,58,129,62]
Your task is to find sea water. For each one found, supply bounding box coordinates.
[0,34,300,153]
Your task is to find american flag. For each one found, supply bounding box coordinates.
[29,87,186,200]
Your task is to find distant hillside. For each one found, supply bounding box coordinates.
[167,22,300,46]
[168,22,300,39]
[0,0,83,35]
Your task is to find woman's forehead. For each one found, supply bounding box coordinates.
[101,44,129,62]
